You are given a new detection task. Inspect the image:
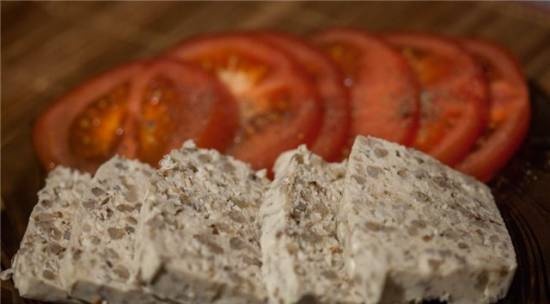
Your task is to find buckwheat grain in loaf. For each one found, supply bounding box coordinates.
[62,157,160,304]
[261,146,362,304]
[342,136,516,304]
[137,141,269,303]
[11,167,91,302]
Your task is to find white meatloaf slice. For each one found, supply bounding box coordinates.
[137,141,269,303]
[62,157,161,304]
[342,136,517,304]
[11,167,91,302]
[260,146,363,304]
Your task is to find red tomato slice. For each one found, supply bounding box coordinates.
[312,28,420,147]
[34,62,142,172]
[259,32,350,161]
[33,59,238,172]
[455,39,530,181]
[385,32,490,165]
[168,33,322,170]
[129,60,239,165]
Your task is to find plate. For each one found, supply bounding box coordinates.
[1,83,549,303]
[488,83,550,303]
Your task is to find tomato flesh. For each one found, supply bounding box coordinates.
[385,33,489,165]
[137,77,180,165]
[313,28,420,147]
[169,34,322,170]
[260,32,350,161]
[455,39,530,181]
[69,84,128,161]
[323,42,362,87]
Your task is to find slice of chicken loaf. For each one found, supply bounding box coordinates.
[11,167,91,302]
[342,136,516,304]
[260,146,362,304]
[137,141,269,303]
[62,157,161,304]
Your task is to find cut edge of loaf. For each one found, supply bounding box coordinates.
[344,136,517,304]
[138,141,269,303]
[11,167,91,302]
[261,145,363,304]
[63,156,160,304]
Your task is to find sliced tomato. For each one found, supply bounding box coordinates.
[259,32,350,161]
[129,60,238,165]
[34,62,143,172]
[168,33,322,170]
[312,28,420,147]
[455,39,530,181]
[33,59,238,172]
[384,32,490,165]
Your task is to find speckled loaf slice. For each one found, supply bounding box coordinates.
[11,167,91,302]
[62,157,161,304]
[260,146,362,304]
[342,136,517,304]
[137,141,269,303]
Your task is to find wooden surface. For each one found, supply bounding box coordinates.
[1,2,550,303]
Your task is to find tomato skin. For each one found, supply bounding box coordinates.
[259,31,350,161]
[168,32,323,170]
[455,38,530,182]
[33,62,145,172]
[312,28,420,147]
[384,32,490,166]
